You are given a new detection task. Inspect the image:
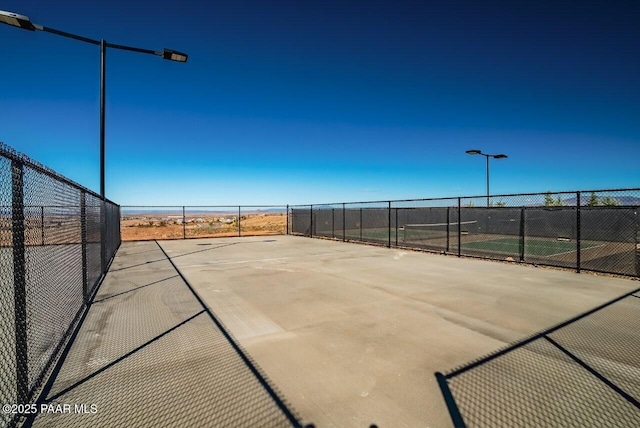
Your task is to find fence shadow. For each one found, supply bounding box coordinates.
[25,240,304,428]
[1,142,121,428]
[436,288,640,427]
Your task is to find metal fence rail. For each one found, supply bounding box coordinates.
[0,142,121,427]
[289,189,640,278]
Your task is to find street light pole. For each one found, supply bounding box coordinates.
[0,9,188,200]
[2,8,188,276]
[465,150,508,207]
[486,154,490,207]
[100,40,107,199]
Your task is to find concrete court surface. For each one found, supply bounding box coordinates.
[31,240,295,428]
[157,235,639,427]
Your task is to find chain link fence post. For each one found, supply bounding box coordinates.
[576,191,581,273]
[519,207,526,262]
[342,203,346,242]
[331,208,335,239]
[118,205,122,249]
[286,205,289,235]
[183,206,186,239]
[446,206,450,252]
[395,207,399,246]
[388,201,391,248]
[81,192,88,304]
[11,159,28,405]
[457,197,462,257]
[101,199,106,275]
[238,206,241,237]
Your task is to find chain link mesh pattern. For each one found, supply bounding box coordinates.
[0,143,120,427]
[22,163,85,407]
[0,153,17,427]
[85,194,103,293]
[119,206,287,241]
[290,205,312,238]
[290,189,640,277]
[31,241,299,428]
[438,291,640,427]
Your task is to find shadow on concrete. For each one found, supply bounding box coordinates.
[92,275,180,303]
[169,242,239,259]
[107,258,168,272]
[28,240,304,428]
[436,288,640,427]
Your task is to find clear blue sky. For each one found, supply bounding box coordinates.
[1,0,639,205]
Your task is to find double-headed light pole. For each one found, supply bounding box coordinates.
[465,149,508,207]
[0,9,188,200]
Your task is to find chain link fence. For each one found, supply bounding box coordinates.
[0,142,121,427]
[120,206,287,241]
[289,189,640,278]
[27,240,302,428]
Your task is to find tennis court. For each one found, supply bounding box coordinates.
[28,235,640,427]
[319,225,603,258]
[460,236,601,256]
[297,203,640,277]
[134,236,640,426]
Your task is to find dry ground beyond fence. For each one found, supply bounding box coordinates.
[121,212,286,241]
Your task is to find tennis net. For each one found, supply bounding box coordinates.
[403,220,477,243]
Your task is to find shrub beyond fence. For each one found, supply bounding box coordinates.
[289,190,640,278]
[0,142,121,426]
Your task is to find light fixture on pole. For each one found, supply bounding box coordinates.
[465,149,508,207]
[2,9,188,273]
[1,9,188,200]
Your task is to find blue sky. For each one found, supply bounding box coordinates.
[1,0,639,205]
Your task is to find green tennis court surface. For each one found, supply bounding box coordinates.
[326,229,603,257]
[462,237,600,256]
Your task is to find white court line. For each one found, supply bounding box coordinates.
[462,237,610,258]
[549,242,607,257]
